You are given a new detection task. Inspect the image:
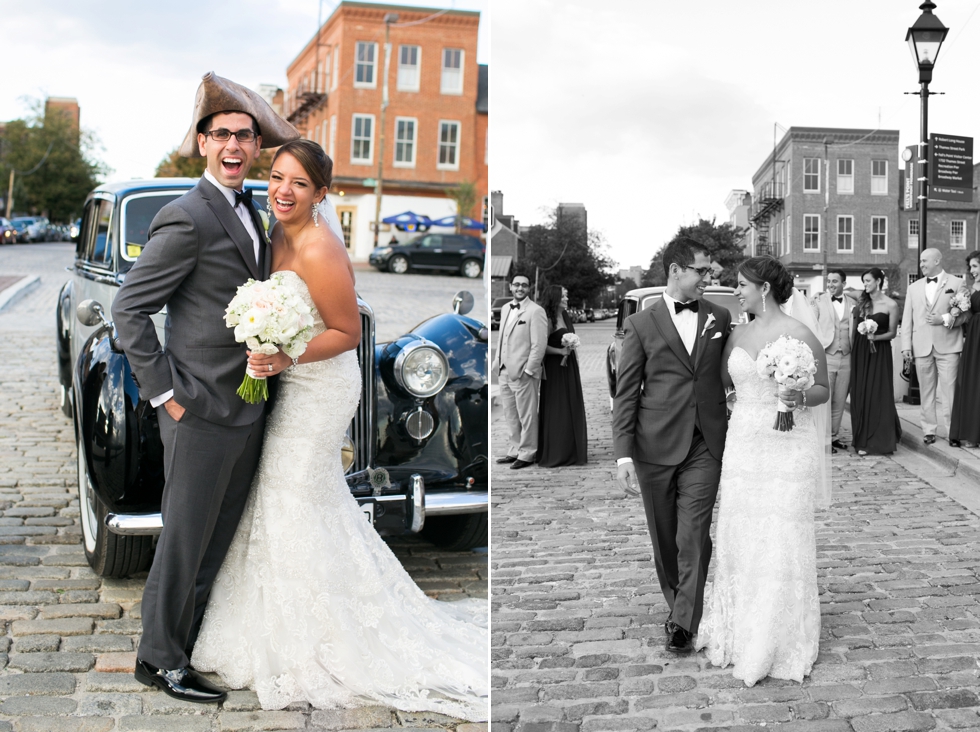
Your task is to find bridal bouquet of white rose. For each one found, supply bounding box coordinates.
[857,318,878,353]
[560,333,581,366]
[756,335,817,432]
[224,273,316,403]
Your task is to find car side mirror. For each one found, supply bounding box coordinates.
[452,291,474,315]
[77,299,111,328]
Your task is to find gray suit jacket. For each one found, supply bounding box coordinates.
[112,177,270,427]
[492,299,548,379]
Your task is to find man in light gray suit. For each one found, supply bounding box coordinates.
[112,73,299,703]
[811,269,857,452]
[493,274,548,469]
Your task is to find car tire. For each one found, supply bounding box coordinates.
[388,255,410,274]
[461,259,482,279]
[421,513,488,551]
[76,424,154,578]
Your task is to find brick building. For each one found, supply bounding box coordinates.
[45,97,80,134]
[283,1,487,261]
[489,190,523,298]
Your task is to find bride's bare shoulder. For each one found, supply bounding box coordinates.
[299,226,355,283]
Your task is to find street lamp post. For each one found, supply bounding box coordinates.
[906,0,948,277]
[373,12,399,248]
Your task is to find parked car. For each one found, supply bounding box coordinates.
[9,218,31,242]
[605,285,743,406]
[69,218,82,240]
[0,218,18,244]
[11,216,50,242]
[369,232,485,278]
[58,178,489,578]
[491,297,511,329]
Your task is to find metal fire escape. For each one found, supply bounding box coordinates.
[750,180,784,256]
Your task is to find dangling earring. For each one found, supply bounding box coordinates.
[762,288,767,313]
[312,204,319,227]
[266,197,272,216]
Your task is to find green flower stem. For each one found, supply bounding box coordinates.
[237,374,269,404]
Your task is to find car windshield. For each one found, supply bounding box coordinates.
[640,292,743,321]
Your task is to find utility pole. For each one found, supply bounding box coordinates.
[373,13,398,248]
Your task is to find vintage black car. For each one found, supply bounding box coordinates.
[368,232,485,278]
[57,178,488,578]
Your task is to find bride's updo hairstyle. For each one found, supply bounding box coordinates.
[738,256,794,305]
[272,139,334,191]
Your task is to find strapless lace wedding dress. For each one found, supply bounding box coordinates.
[191,271,488,720]
[696,347,820,686]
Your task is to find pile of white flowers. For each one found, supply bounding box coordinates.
[757,335,817,431]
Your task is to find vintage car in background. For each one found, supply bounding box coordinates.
[58,178,488,578]
[605,285,742,407]
[368,232,485,278]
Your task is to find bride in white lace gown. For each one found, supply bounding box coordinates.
[696,256,831,686]
[191,141,488,720]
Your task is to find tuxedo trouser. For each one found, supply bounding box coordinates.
[138,407,265,669]
[916,350,960,438]
[825,350,850,439]
[497,367,541,462]
[634,430,721,635]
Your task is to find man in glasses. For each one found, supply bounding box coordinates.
[113,72,299,703]
[612,237,732,654]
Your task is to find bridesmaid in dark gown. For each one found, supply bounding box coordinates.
[850,267,902,455]
[537,285,587,466]
[950,251,980,447]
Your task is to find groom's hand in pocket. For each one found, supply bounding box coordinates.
[618,462,639,497]
[164,398,186,422]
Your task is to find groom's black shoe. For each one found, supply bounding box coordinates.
[666,622,694,654]
[496,455,518,464]
[135,659,227,703]
[924,435,936,445]
[949,439,962,447]
[510,459,533,470]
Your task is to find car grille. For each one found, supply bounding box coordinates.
[350,302,375,473]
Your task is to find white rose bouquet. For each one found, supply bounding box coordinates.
[224,272,316,403]
[949,289,972,319]
[756,335,817,432]
[560,333,581,366]
[857,318,878,353]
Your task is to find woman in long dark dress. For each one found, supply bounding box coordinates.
[850,267,902,456]
[537,285,588,466]
[949,251,980,447]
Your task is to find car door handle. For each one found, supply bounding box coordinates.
[433,249,442,253]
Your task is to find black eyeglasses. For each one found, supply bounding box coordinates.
[204,128,257,143]
[682,265,711,277]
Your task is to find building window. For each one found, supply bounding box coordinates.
[786,214,791,254]
[441,48,464,95]
[394,117,417,167]
[951,220,966,249]
[872,160,888,195]
[909,219,919,249]
[837,159,854,194]
[837,215,853,252]
[398,45,420,92]
[321,119,329,152]
[351,114,373,164]
[804,214,820,251]
[438,120,460,170]
[804,158,820,192]
[355,42,377,88]
[331,47,338,91]
[871,216,888,252]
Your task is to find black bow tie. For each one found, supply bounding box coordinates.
[926,277,938,284]
[832,296,842,303]
[510,301,522,310]
[234,188,253,208]
[674,300,699,314]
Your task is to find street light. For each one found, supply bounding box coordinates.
[906,0,948,273]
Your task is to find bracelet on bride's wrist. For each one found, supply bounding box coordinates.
[802,390,807,408]
[291,356,299,368]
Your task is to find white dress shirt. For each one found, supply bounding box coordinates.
[925,271,944,306]
[831,295,845,321]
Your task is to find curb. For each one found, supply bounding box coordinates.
[0,275,40,311]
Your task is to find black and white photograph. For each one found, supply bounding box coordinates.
[491,1,980,729]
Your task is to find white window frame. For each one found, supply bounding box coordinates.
[441,48,464,95]
[393,116,417,168]
[437,120,461,170]
[321,119,329,153]
[871,216,888,253]
[872,160,888,195]
[351,113,374,165]
[837,159,854,195]
[908,218,919,249]
[804,158,820,193]
[804,214,820,251]
[331,47,339,91]
[837,215,854,252]
[355,42,378,89]
[951,220,966,249]
[397,45,421,92]
[785,214,791,254]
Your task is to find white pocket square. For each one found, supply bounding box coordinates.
[711,332,722,340]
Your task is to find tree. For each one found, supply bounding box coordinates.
[445,180,479,233]
[643,217,748,287]
[155,147,277,180]
[0,99,109,221]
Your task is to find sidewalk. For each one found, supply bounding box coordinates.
[0,275,40,311]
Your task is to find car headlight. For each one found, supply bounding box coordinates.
[394,341,449,397]
[375,247,392,256]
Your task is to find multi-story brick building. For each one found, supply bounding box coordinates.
[283,1,487,261]
[489,190,523,298]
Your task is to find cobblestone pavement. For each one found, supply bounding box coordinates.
[492,320,980,732]
[0,244,488,731]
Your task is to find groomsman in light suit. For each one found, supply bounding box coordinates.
[812,269,857,452]
[493,275,549,469]
[901,249,970,445]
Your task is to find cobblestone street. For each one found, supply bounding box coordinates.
[0,243,488,731]
[492,319,980,732]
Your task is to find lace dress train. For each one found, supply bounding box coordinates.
[191,271,488,720]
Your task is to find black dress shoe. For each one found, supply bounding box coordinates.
[496,455,518,464]
[949,439,962,447]
[510,459,533,470]
[135,659,227,703]
[924,435,936,445]
[666,623,694,654]
[831,439,847,450]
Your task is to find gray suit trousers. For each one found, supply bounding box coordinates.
[137,408,265,669]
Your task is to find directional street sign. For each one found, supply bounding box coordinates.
[929,134,973,203]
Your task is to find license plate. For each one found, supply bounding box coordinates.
[361,502,374,524]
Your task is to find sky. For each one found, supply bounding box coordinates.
[2,0,488,183]
[492,0,980,271]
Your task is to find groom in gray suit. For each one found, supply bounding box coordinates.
[612,238,732,654]
[112,73,299,702]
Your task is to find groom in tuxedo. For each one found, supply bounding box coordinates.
[112,72,299,702]
[613,238,732,654]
